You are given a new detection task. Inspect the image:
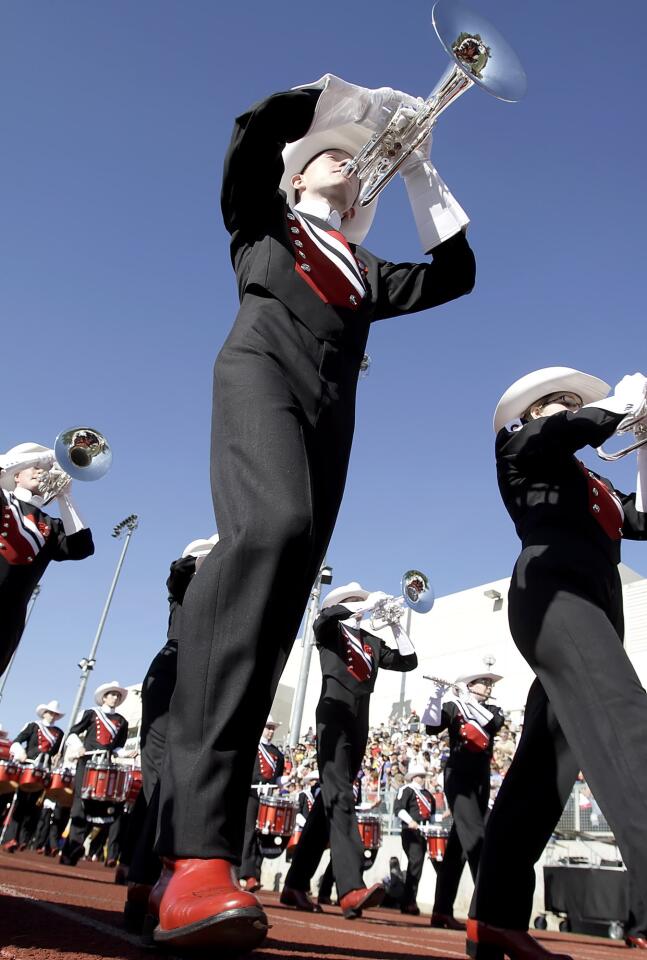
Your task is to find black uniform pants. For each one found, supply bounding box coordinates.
[4,790,42,845]
[125,641,177,884]
[239,792,262,880]
[285,687,368,898]
[433,763,489,915]
[401,829,427,907]
[473,550,647,933]
[158,310,361,860]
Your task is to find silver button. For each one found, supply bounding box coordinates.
[0,543,5,549]
[592,504,600,513]
[27,556,33,562]
[2,523,8,528]
[619,528,624,536]
[592,487,599,496]
[287,212,296,220]
[298,250,306,258]
[301,263,311,273]
[294,240,303,248]
[290,226,300,235]
[1,532,7,537]
[349,295,358,305]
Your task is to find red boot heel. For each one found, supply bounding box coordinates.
[466,938,504,960]
[466,919,573,960]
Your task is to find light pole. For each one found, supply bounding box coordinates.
[0,585,41,705]
[288,560,333,748]
[65,514,138,735]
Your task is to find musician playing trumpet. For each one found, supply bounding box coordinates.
[468,368,647,960]
[0,442,94,677]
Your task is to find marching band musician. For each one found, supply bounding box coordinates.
[422,668,504,931]
[295,769,320,834]
[281,582,417,918]
[122,536,218,932]
[60,681,129,866]
[152,72,475,954]
[2,699,65,853]
[468,368,647,960]
[239,717,285,892]
[0,443,94,677]
[393,762,435,916]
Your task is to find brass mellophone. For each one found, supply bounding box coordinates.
[342,0,526,207]
[597,410,647,461]
[37,427,112,504]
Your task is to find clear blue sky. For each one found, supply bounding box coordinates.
[2,0,646,734]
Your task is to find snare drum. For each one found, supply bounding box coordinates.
[47,768,74,807]
[18,761,52,793]
[124,767,143,806]
[425,826,448,862]
[356,813,382,852]
[82,758,122,802]
[0,736,11,762]
[256,796,297,859]
[0,759,21,795]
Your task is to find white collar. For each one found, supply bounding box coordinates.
[260,737,272,746]
[294,199,342,232]
[13,486,44,508]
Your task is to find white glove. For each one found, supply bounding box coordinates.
[587,373,647,418]
[453,682,469,701]
[56,486,87,535]
[9,742,27,762]
[65,734,85,760]
[359,86,425,132]
[295,75,422,137]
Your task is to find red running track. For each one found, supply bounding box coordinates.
[0,850,633,960]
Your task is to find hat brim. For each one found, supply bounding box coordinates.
[321,582,370,610]
[182,536,219,559]
[94,683,128,707]
[281,123,377,245]
[36,704,65,719]
[494,367,610,433]
[0,443,51,491]
[405,767,428,780]
[455,672,503,686]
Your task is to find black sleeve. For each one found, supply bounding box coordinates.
[371,232,476,323]
[12,723,34,746]
[221,87,321,238]
[274,751,285,783]
[113,718,129,751]
[393,785,410,817]
[425,702,457,736]
[166,556,197,604]
[487,705,506,735]
[377,640,418,673]
[68,710,95,737]
[615,489,647,540]
[498,407,626,469]
[313,605,348,648]
[52,523,95,562]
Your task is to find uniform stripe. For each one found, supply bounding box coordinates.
[294,212,366,296]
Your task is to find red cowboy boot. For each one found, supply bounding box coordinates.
[147,858,268,951]
[466,919,574,959]
[339,883,385,919]
[626,936,647,949]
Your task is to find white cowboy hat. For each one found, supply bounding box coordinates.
[264,715,281,729]
[94,681,128,707]
[0,443,52,491]
[181,533,219,559]
[455,671,503,686]
[304,770,320,782]
[281,77,378,245]
[405,763,428,781]
[35,700,65,720]
[321,581,370,610]
[493,367,610,433]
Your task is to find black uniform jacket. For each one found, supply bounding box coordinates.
[222,87,476,355]
[69,709,128,754]
[166,555,196,642]
[297,786,319,822]
[394,783,436,827]
[426,699,504,768]
[0,489,94,631]
[496,407,647,566]
[13,721,64,760]
[315,604,418,698]
[251,741,284,786]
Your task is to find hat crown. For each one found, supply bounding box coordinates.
[493,366,610,433]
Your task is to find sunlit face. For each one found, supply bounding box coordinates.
[468,678,493,701]
[263,725,275,742]
[529,391,582,420]
[14,466,46,493]
[291,149,360,218]
[42,710,55,724]
[102,691,121,708]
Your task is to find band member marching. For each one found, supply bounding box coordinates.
[282,582,417,917]
[239,717,284,892]
[468,368,647,960]
[393,762,436,915]
[2,699,65,852]
[60,681,129,866]
[423,668,504,930]
[0,443,94,676]
[122,536,218,932]
[153,72,475,953]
